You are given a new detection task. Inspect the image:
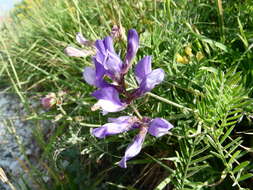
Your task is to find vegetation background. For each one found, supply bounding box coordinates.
[0,0,253,189]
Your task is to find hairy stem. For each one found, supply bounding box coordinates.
[130,104,142,120]
[125,80,193,112]
[147,92,193,112]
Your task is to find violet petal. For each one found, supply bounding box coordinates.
[92,87,126,113]
[135,56,152,83]
[92,116,137,138]
[95,39,106,55]
[137,68,165,96]
[64,46,92,57]
[119,127,147,168]
[108,116,131,123]
[104,36,116,54]
[93,58,112,88]
[76,32,92,46]
[83,67,96,86]
[125,29,139,65]
[94,37,123,77]
[103,51,123,74]
[148,118,173,137]
[92,122,130,139]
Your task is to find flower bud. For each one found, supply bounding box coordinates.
[41,93,56,109]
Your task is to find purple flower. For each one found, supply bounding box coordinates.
[92,114,173,168]
[148,118,173,137]
[134,56,165,97]
[94,36,123,80]
[119,126,147,168]
[64,46,93,57]
[92,116,138,138]
[83,58,111,88]
[41,93,56,109]
[76,32,93,46]
[125,29,139,66]
[119,118,173,168]
[91,87,126,115]
[65,33,94,57]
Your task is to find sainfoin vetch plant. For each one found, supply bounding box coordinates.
[65,29,173,168]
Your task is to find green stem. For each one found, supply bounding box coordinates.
[79,122,101,127]
[125,80,192,112]
[147,92,193,112]
[130,104,142,120]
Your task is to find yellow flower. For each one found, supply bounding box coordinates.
[185,45,193,57]
[176,53,189,64]
[196,51,204,61]
[68,6,76,14]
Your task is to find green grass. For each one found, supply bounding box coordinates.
[0,0,253,189]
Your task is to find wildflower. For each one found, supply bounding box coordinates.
[133,56,165,97]
[92,116,173,168]
[66,28,174,169]
[94,36,123,81]
[76,32,94,46]
[82,29,164,111]
[91,87,126,115]
[92,116,138,138]
[125,29,139,66]
[185,45,193,57]
[196,51,204,61]
[111,24,125,40]
[119,118,173,168]
[64,33,94,57]
[83,58,111,88]
[176,53,189,64]
[41,93,56,109]
[119,126,147,168]
[83,29,138,84]
[64,46,93,57]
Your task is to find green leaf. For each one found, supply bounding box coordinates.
[192,145,210,157]
[223,137,242,150]
[226,114,242,122]
[238,173,253,182]
[146,154,175,174]
[221,121,238,127]
[228,150,241,165]
[220,125,236,144]
[155,176,173,190]
[233,161,250,174]
[191,155,213,165]
[200,66,218,74]
[210,151,223,160]
[187,164,210,178]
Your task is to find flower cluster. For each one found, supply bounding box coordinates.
[65,29,174,168]
[93,116,173,168]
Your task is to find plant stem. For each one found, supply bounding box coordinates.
[125,80,193,112]
[147,92,193,112]
[130,104,142,120]
[79,122,101,127]
[7,181,16,190]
